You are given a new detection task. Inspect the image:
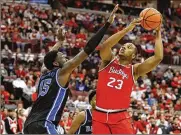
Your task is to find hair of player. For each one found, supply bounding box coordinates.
[88,90,96,103]
[44,50,58,70]
[134,46,138,57]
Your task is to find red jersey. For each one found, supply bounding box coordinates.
[96,58,135,109]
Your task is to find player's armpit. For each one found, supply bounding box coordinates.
[67,111,85,134]
[99,59,113,71]
[133,56,162,79]
[99,46,113,61]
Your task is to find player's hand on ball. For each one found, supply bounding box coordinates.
[128,17,143,31]
[107,4,119,24]
[155,24,161,32]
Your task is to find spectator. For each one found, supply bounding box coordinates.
[1,64,8,78]
[158,114,170,134]
[38,48,46,63]
[174,100,181,111]
[24,48,34,63]
[23,80,36,96]
[147,93,157,106]
[17,109,26,133]
[2,45,12,59]
[135,114,148,134]
[4,110,17,134]
[1,85,10,104]
[73,96,84,108]
[60,112,72,133]
[148,117,163,134]
[0,114,6,134]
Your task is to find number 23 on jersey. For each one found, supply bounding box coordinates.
[107,77,123,90]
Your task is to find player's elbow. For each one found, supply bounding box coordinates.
[157,56,163,62]
[155,55,163,62]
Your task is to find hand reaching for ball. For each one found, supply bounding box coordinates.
[155,24,161,32]
[56,26,66,41]
[127,17,143,31]
[107,4,119,24]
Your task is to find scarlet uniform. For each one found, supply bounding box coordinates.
[93,58,135,134]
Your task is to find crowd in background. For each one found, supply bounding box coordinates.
[0,0,181,134]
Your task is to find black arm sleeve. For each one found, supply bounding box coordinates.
[83,22,111,55]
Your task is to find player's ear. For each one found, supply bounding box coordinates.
[53,61,59,66]
[132,53,136,59]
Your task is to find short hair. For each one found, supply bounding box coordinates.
[88,90,96,103]
[44,50,58,70]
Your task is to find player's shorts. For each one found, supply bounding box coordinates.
[92,108,134,134]
[23,120,59,134]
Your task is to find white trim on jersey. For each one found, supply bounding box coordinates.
[56,68,68,88]
[131,65,136,84]
[88,109,92,117]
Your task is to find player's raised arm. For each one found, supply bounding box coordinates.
[67,112,85,134]
[99,18,142,62]
[134,26,163,80]
[41,26,65,73]
[50,26,66,51]
[60,4,118,75]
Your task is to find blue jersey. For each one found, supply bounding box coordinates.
[24,68,69,126]
[76,109,92,134]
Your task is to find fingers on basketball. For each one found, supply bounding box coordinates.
[132,18,141,25]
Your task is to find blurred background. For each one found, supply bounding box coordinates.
[0,0,181,134]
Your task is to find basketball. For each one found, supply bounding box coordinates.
[140,8,162,31]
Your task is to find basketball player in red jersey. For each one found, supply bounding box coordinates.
[93,18,163,134]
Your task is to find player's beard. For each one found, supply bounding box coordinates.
[118,52,133,62]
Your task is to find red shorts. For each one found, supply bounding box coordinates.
[92,110,134,134]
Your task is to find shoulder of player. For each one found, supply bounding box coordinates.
[133,63,140,70]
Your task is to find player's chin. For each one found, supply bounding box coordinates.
[118,53,125,58]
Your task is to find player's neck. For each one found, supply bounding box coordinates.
[118,59,131,66]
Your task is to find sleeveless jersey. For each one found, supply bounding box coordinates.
[76,109,92,134]
[96,58,135,109]
[24,68,69,126]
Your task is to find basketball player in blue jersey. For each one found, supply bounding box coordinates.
[23,5,118,134]
[68,90,96,134]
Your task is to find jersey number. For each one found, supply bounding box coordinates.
[39,79,52,96]
[107,77,123,90]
